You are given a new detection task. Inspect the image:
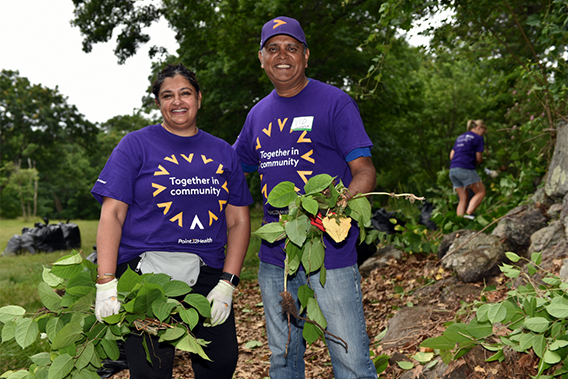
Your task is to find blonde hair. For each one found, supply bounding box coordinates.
[467,119,487,131]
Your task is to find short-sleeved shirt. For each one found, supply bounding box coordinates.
[91,124,253,267]
[450,131,484,170]
[233,79,373,269]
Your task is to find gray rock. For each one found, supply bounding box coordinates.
[528,220,565,254]
[491,204,548,254]
[547,203,564,219]
[381,306,443,350]
[545,120,568,199]
[531,186,555,206]
[358,244,402,277]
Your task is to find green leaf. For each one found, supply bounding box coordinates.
[347,197,372,225]
[252,222,286,243]
[66,272,95,296]
[524,317,550,333]
[533,334,546,358]
[159,326,186,342]
[397,361,414,370]
[47,353,74,379]
[301,196,319,216]
[42,266,65,287]
[544,349,561,364]
[505,252,521,262]
[486,349,504,362]
[15,318,39,349]
[550,339,568,350]
[38,282,62,311]
[488,302,507,323]
[285,214,310,247]
[152,298,176,322]
[420,335,455,350]
[267,181,298,208]
[133,283,165,315]
[46,317,64,342]
[464,318,493,339]
[373,354,390,374]
[5,371,32,379]
[174,334,210,361]
[2,321,16,342]
[117,267,143,293]
[531,252,542,265]
[0,306,26,323]
[297,285,314,313]
[50,264,83,280]
[51,322,83,350]
[30,352,51,366]
[546,297,568,318]
[301,238,325,274]
[286,242,302,275]
[54,253,84,266]
[184,294,211,318]
[307,298,327,330]
[179,307,199,330]
[476,304,491,322]
[75,342,95,371]
[302,322,322,344]
[163,280,192,297]
[244,340,263,349]
[303,174,334,195]
[101,339,120,361]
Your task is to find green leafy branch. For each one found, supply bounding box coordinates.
[421,251,568,378]
[0,251,211,379]
[252,173,424,350]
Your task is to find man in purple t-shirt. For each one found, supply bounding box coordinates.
[233,16,377,379]
[449,119,488,218]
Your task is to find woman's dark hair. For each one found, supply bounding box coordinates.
[152,63,200,100]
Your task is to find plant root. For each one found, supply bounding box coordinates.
[279,291,349,355]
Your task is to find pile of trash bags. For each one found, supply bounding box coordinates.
[2,218,81,256]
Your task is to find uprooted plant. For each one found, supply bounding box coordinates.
[253,173,424,354]
[0,251,211,379]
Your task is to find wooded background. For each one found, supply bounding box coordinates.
[1,0,566,221]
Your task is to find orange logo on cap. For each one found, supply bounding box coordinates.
[273,19,287,29]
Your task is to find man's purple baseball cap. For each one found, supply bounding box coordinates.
[259,16,307,50]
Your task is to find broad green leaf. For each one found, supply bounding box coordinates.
[524,317,550,333]
[373,354,390,374]
[319,265,326,287]
[303,174,334,195]
[117,267,143,293]
[143,273,171,287]
[550,339,568,350]
[476,304,491,322]
[179,307,199,329]
[54,253,83,266]
[420,335,455,350]
[42,266,65,287]
[101,339,120,361]
[244,340,263,349]
[542,277,561,286]
[443,323,471,343]
[66,272,95,296]
[546,297,568,318]
[518,333,534,351]
[486,349,504,362]
[397,361,414,370]
[0,306,26,323]
[252,222,286,243]
[163,280,192,297]
[544,350,561,364]
[47,353,74,379]
[301,238,324,274]
[152,298,176,322]
[2,321,16,342]
[302,321,322,344]
[522,297,537,317]
[51,322,83,350]
[531,252,542,265]
[159,326,186,342]
[30,352,51,366]
[50,264,83,280]
[15,318,39,349]
[301,197,319,216]
[70,292,95,313]
[488,302,507,324]
[174,334,210,361]
[133,283,165,315]
[267,181,297,208]
[184,294,211,318]
[75,342,95,371]
[347,197,372,225]
[5,371,32,379]
[307,298,327,330]
[532,334,546,358]
[46,317,64,342]
[285,214,310,247]
[297,285,314,312]
[464,318,493,339]
[505,252,521,262]
[527,264,537,276]
[286,242,302,275]
[38,282,62,311]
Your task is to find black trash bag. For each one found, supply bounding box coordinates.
[97,340,128,378]
[418,200,438,231]
[59,221,81,249]
[2,235,22,256]
[27,222,66,253]
[20,233,37,254]
[370,208,405,234]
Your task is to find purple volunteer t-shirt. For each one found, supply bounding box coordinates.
[91,125,253,267]
[450,131,484,170]
[233,79,373,270]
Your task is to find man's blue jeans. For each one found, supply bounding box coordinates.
[259,261,377,378]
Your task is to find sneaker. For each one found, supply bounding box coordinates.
[463,214,476,220]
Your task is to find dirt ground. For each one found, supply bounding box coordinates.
[109,253,549,378]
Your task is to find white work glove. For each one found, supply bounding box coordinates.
[205,280,235,327]
[95,278,120,323]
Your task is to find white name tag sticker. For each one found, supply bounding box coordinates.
[291,116,314,131]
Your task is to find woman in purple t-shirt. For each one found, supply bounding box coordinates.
[449,120,488,219]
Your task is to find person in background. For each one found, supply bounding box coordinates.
[449,119,488,219]
[91,63,253,379]
[233,16,377,379]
